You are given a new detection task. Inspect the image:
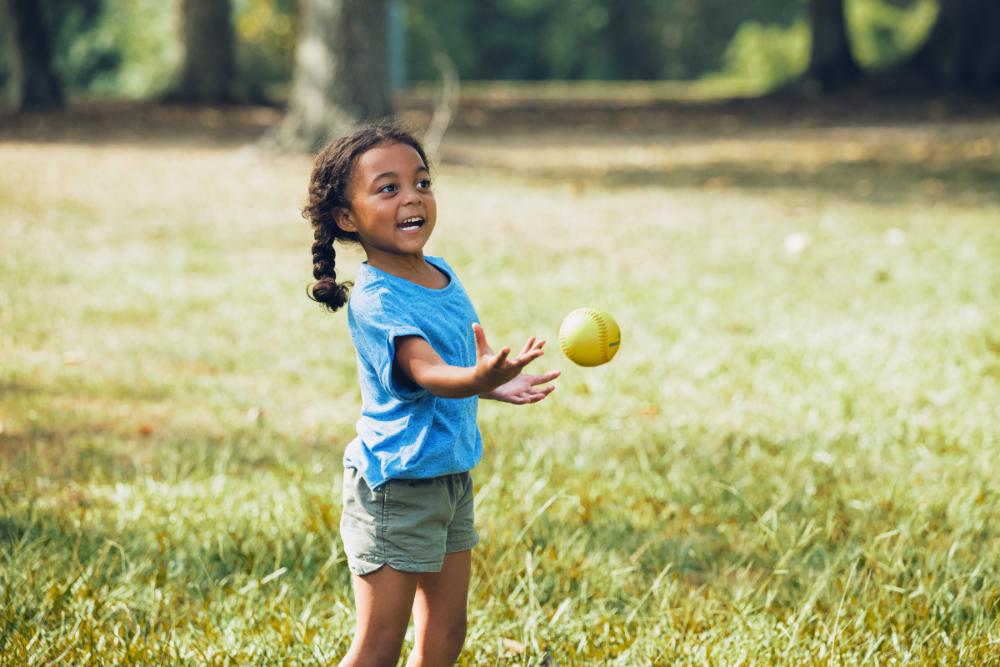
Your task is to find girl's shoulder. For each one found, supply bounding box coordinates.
[350,256,461,316]
[348,270,393,313]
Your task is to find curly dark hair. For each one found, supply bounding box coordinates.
[304,124,430,312]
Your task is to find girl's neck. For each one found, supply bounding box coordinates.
[366,251,447,289]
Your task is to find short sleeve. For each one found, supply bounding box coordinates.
[380,327,428,400]
[351,294,428,402]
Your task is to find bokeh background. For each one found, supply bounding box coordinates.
[0,0,971,104]
[2,1,999,664]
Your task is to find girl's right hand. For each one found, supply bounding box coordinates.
[472,323,547,393]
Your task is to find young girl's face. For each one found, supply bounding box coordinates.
[337,141,436,261]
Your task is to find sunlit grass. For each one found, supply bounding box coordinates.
[2,116,999,664]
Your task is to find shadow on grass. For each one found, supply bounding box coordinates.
[0,102,278,147]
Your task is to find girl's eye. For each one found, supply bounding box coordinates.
[378,183,398,194]
[418,179,432,189]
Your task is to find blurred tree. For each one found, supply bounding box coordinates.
[893,0,1000,90]
[51,0,122,95]
[2,0,64,110]
[169,0,239,102]
[804,0,861,91]
[271,0,391,151]
[404,0,795,82]
[234,0,298,102]
[605,0,662,79]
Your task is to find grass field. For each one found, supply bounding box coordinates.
[2,104,999,665]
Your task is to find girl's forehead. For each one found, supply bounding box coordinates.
[355,142,427,177]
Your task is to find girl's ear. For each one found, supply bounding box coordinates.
[335,208,357,234]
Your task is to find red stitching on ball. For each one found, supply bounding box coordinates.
[585,308,609,362]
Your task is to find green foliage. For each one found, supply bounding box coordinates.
[0,0,181,101]
[0,0,113,101]
[713,20,811,91]
[48,0,108,90]
[233,0,297,102]
[69,0,178,99]
[61,0,297,102]
[0,0,296,104]
[401,0,937,85]
[846,0,937,70]
[710,0,939,88]
[405,0,802,81]
[0,0,956,102]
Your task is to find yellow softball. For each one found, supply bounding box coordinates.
[559,308,621,367]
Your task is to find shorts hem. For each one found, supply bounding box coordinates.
[445,533,480,554]
[347,556,445,576]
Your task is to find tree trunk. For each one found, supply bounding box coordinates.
[3,0,64,111]
[270,0,392,152]
[170,0,238,103]
[899,0,1000,90]
[805,0,862,93]
[605,0,662,79]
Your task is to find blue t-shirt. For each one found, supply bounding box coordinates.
[343,256,483,490]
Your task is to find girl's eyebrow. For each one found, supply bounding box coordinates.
[371,165,429,183]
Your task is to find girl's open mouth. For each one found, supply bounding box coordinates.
[397,216,425,231]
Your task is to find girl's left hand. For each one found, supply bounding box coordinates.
[484,369,561,404]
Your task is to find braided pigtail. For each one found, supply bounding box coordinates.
[303,123,431,314]
[309,224,350,312]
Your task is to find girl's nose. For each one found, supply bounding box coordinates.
[401,186,422,205]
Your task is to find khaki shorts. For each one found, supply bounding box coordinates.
[339,466,479,576]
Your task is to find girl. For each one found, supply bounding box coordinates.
[305,124,559,667]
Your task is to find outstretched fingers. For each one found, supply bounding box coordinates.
[478,329,552,375]
[522,384,557,403]
[491,347,511,368]
[512,338,547,367]
[526,370,561,386]
[530,386,556,401]
[521,347,546,366]
[525,372,559,400]
[472,323,490,356]
[519,337,537,357]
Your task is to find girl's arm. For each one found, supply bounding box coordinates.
[394,323,557,401]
